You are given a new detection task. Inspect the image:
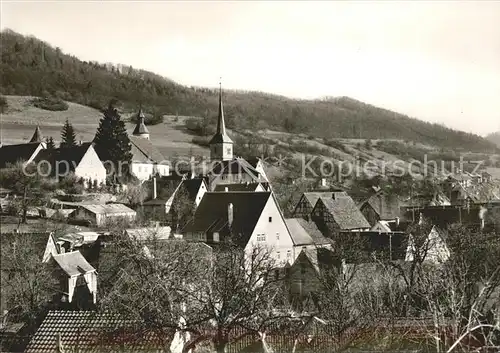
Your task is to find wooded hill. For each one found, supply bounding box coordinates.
[487,132,500,148]
[1,29,497,153]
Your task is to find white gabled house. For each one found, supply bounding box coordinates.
[405,225,451,264]
[34,142,106,186]
[182,191,296,265]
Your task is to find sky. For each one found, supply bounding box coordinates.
[1,1,500,136]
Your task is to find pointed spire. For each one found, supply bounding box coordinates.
[209,79,233,145]
[216,79,226,136]
[29,125,42,143]
[132,107,150,139]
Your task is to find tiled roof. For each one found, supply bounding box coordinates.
[303,192,344,208]
[183,192,271,243]
[0,142,42,168]
[285,218,331,246]
[129,135,165,163]
[79,203,136,215]
[25,311,166,353]
[317,194,370,230]
[51,251,95,276]
[295,247,338,275]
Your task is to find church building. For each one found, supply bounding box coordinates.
[206,84,269,190]
[129,109,170,181]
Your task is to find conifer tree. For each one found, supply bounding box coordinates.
[45,136,55,150]
[60,119,76,148]
[94,101,132,178]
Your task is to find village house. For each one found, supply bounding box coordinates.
[405,225,451,264]
[310,192,371,238]
[48,251,97,308]
[143,176,207,225]
[291,191,345,219]
[34,142,106,186]
[183,191,295,264]
[70,203,136,227]
[285,218,333,254]
[358,189,402,227]
[42,231,102,269]
[129,109,169,180]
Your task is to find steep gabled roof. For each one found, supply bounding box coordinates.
[285,218,332,246]
[361,191,402,220]
[129,135,165,163]
[183,192,271,242]
[316,194,370,230]
[29,125,43,143]
[303,192,344,208]
[0,142,43,168]
[34,143,94,175]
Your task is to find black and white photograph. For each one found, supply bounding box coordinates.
[0,1,499,352]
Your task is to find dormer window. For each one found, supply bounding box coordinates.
[268,217,272,222]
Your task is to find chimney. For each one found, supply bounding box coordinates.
[228,203,234,227]
[224,187,228,192]
[79,140,82,145]
[395,217,400,226]
[153,177,157,199]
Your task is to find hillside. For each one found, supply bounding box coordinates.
[0,96,208,157]
[487,132,500,148]
[0,29,498,153]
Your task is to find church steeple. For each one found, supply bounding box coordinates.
[29,125,42,143]
[132,108,150,140]
[209,80,233,161]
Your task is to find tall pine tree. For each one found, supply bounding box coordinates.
[60,119,76,148]
[94,102,132,179]
[45,136,55,150]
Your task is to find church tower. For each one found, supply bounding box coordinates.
[132,108,150,140]
[209,82,233,161]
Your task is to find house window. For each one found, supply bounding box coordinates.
[277,251,280,259]
[256,234,266,242]
[276,233,279,240]
[268,216,272,222]
[287,250,292,259]
[226,148,231,154]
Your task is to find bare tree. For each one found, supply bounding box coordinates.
[0,233,58,331]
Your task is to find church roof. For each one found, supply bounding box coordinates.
[132,109,149,135]
[29,125,43,143]
[209,84,233,144]
[129,136,165,163]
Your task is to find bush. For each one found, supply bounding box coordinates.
[191,136,210,147]
[32,96,69,111]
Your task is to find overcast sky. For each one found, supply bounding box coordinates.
[2,1,499,136]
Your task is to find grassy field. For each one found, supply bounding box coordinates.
[0,95,208,157]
